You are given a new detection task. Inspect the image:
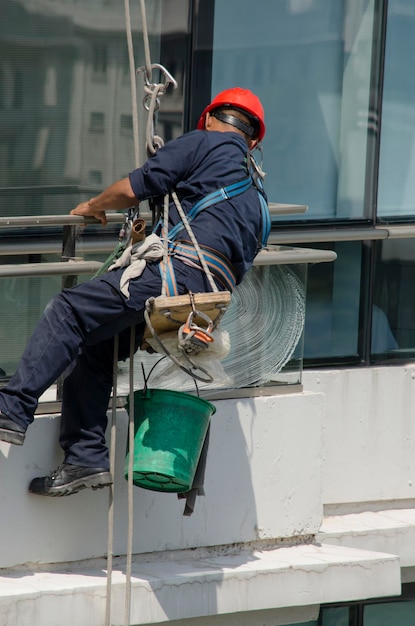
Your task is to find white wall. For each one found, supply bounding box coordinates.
[0,391,323,569]
[2,364,415,570]
[303,364,415,508]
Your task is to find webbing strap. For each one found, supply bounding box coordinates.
[160,242,236,297]
[173,242,236,290]
[159,256,179,296]
[166,176,253,241]
[259,192,271,247]
[157,171,271,296]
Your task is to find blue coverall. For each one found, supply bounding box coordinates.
[0,130,266,469]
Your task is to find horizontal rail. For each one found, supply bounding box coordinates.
[0,246,336,279]
[0,204,306,230]
[255,246,337,265]
[0,185,101,196]
[0,261,103,278]
[0,213,125,228]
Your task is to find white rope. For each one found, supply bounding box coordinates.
[124,0,141,168]
[125,325,136,626]
[171,191,218,292]
[104,334,119,626]
[104,0,149,621]
[106,2,180,620]
[140,0,152,81]
[161,194,170,296]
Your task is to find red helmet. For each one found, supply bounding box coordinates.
[197,87,266,142]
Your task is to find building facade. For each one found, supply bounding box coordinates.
[1,1,415,625]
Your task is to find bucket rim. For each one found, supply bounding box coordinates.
[135,387,216,415]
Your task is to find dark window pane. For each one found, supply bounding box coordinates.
[364,600,415,625]
[321,607,349,626]
[372,238,415,360]
[303,242,362,363]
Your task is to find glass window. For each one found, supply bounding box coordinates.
[372,238,415,360]
[92,42,108,78]
[0,0,182,194]
[281,621,317,626]
[120,114,133,135]
[303,241,362,363]
[0,271,62,380]
[378,1,415,220]
[89,111,105,133]
[0,1,190,389]
[321,607,349,626]
[209,0,377,221]
[364,600,415,625]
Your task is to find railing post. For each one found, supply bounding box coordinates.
[61,224,79,290]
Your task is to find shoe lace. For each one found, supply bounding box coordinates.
[50,464,66,480]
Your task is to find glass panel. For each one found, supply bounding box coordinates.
[0,0,189,385]
[210,0,376,221]
[0,271,62,381]
[378,1,415,219]
[372,238,415,360]
[303,241,362,362]
[321,607,349,626]
[117,263,306,395]
[282,622,318,626]
[0,0,187,215]
[364,600,415,625]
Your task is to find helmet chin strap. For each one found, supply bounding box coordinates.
[210,110,257,138]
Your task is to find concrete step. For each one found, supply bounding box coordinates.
[0,542,400,626]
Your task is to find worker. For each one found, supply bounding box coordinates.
[0,87,269,496]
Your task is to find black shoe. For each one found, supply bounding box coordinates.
[0,411,26,446]
[28,463,113,497]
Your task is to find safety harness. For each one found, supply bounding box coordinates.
[157,168,271,297]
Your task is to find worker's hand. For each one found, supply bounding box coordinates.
[70,201,107,226]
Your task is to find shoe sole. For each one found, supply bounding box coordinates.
[0,428,25,446]
[29,472,113,497]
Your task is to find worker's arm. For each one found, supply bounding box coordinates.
[70,177,138,226]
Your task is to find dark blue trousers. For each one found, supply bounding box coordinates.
[0,259,212,468]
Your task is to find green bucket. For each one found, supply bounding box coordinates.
[124,388,216,493]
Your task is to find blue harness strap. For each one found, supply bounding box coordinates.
[166,176,253,241]
[258,190,271,247]
[158,174,271,297]
[171,242,237,291]
[159,256,179,296]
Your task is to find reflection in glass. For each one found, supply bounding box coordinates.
[303,242,361,361]
[210,0,376,221]
[378,0,415,219]
[117,263,306,394]
[321,607,349,626]
[373,238,415,359]
[0,0,188,216]
[0,271,62,380]
[364,601,415,625]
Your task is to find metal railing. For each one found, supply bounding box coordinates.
[0,209,336,280]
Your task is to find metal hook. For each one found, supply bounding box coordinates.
[137,63,178,94]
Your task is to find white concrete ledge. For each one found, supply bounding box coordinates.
[318,508,415,568]
[0,543,401,626]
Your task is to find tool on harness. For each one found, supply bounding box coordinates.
[93,207,139,277]
[178,299,215,353]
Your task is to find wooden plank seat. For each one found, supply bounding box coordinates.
[141,291,232,351]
